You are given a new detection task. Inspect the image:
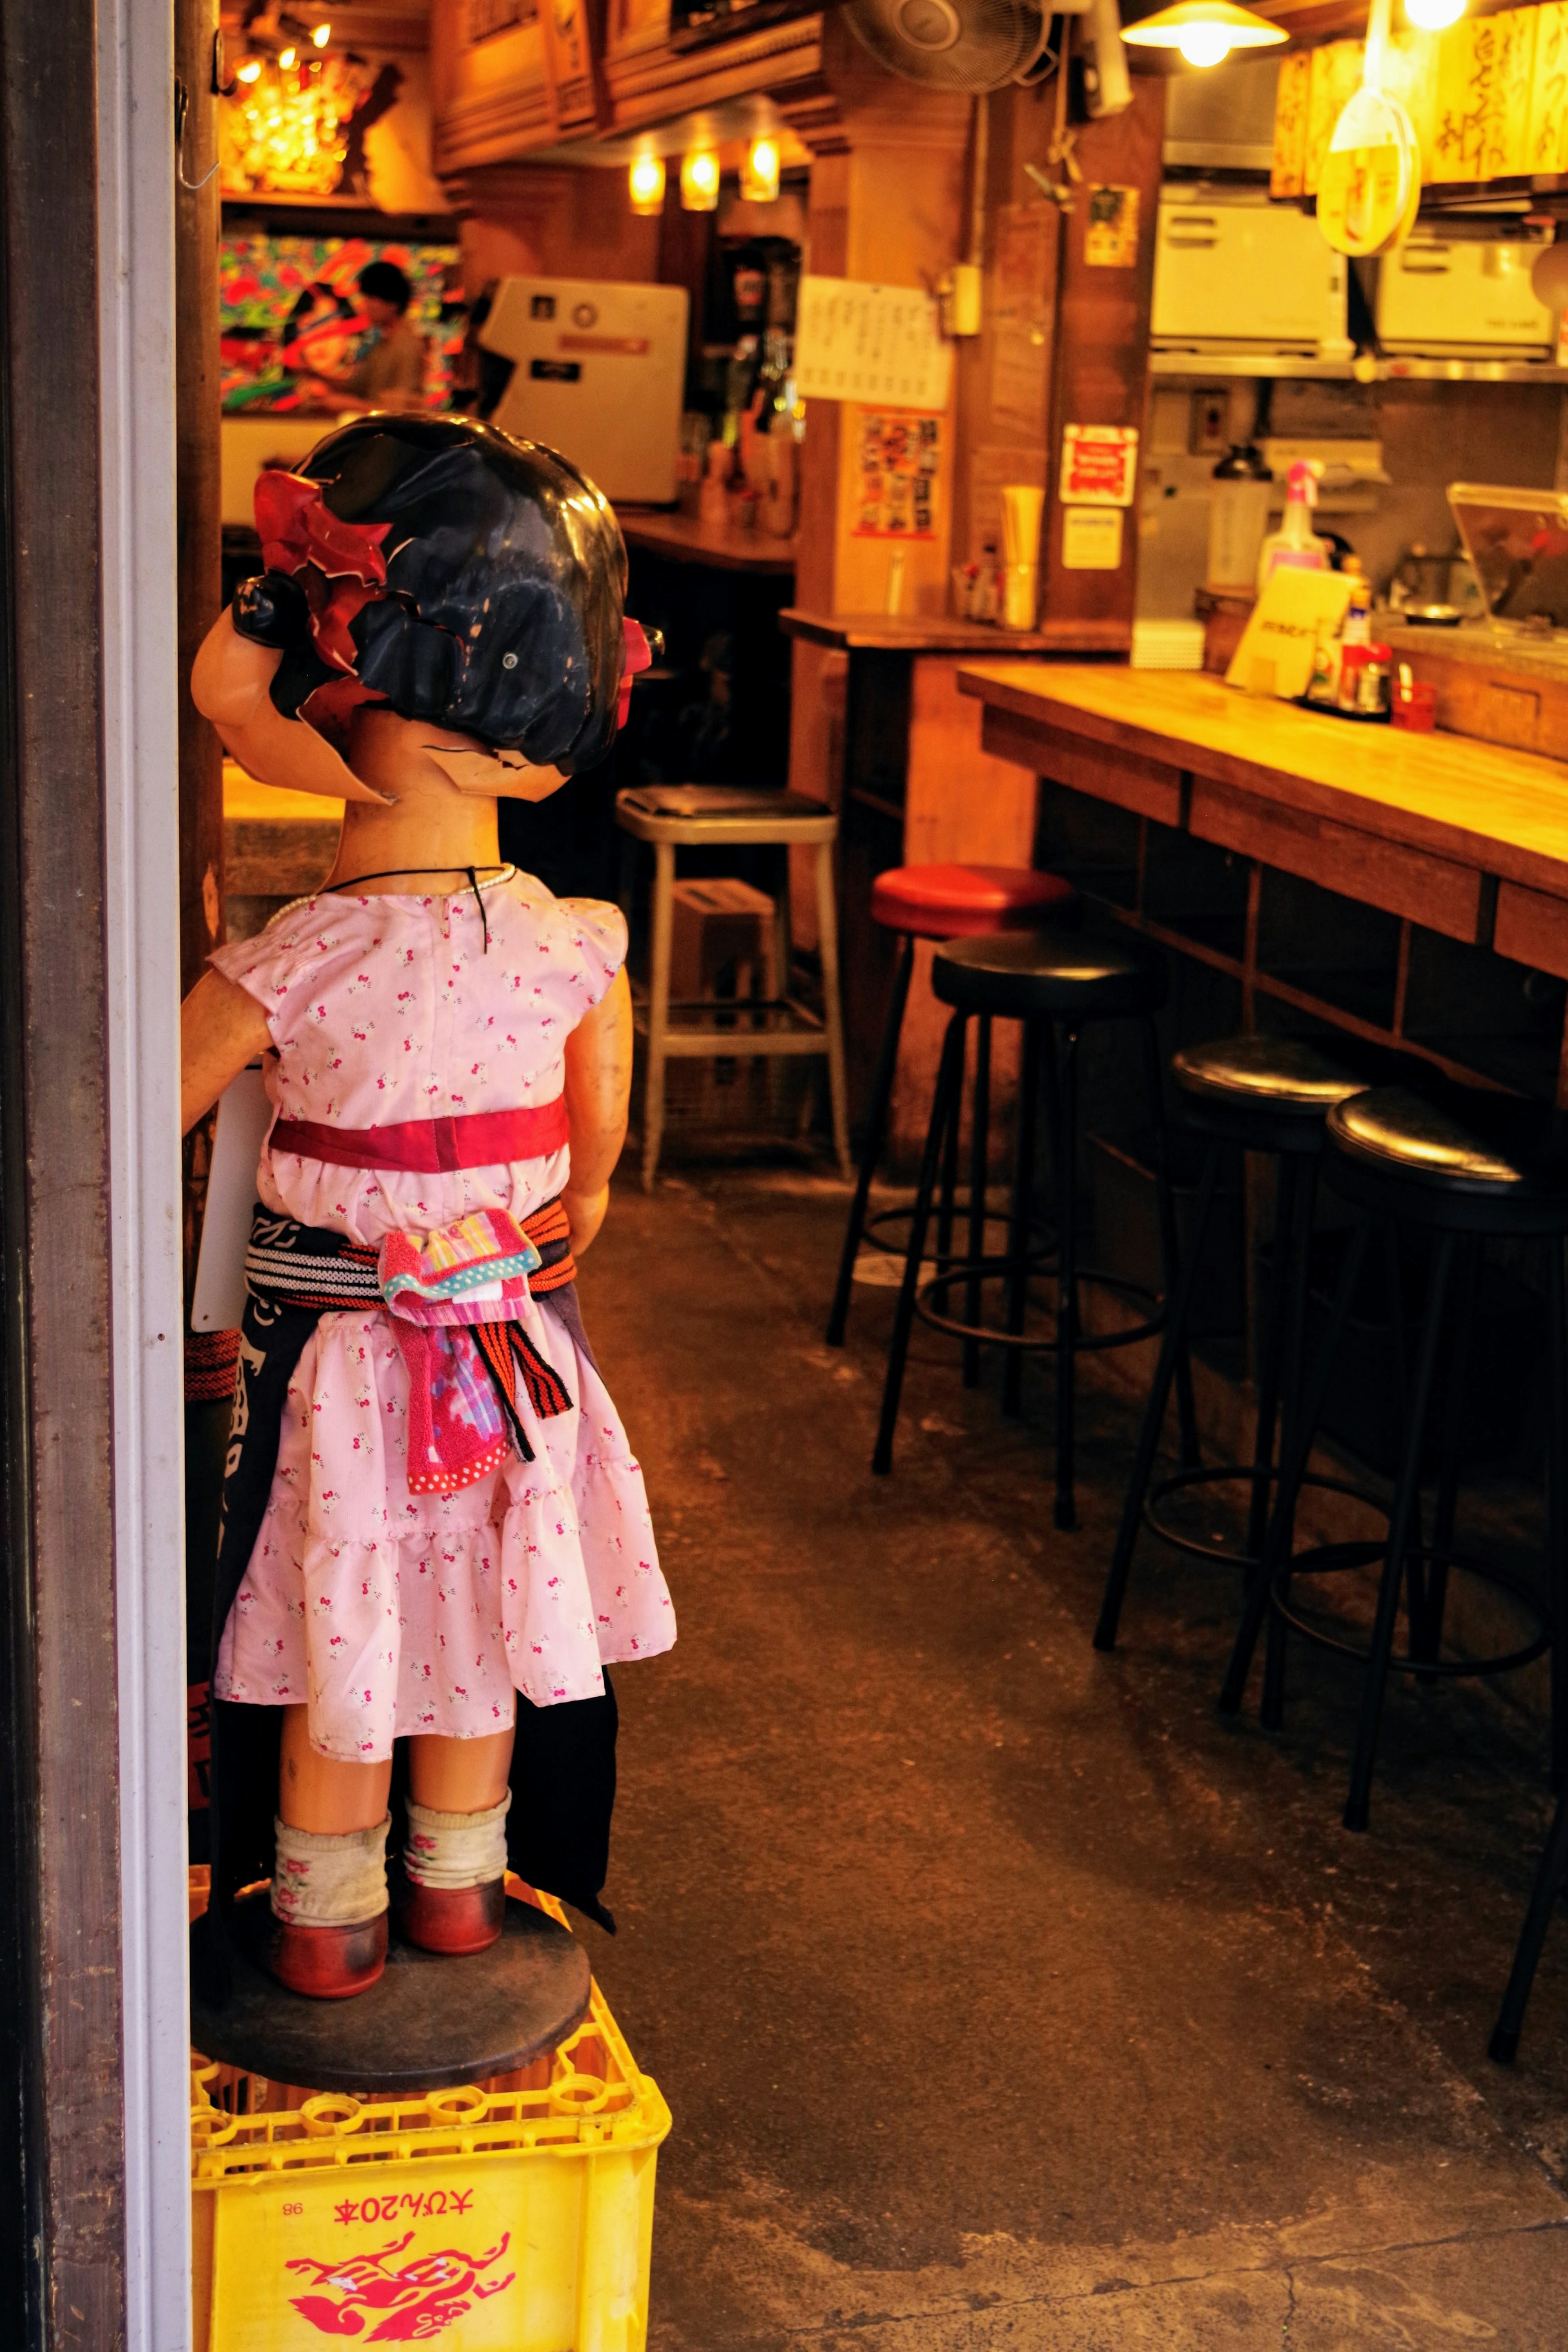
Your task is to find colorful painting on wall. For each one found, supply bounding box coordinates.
[220,234,461,414]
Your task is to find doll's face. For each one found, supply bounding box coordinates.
[191,609,390,803]
[192,608,570,805]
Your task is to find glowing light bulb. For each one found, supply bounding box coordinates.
[278,45,297,67]
[1178,22,1233,64]
[1404,0,1464,25]
[741,136,780,204]
[680,148,720,211]
[628,152,666,216]
[312,20,331,42]
[237,55,262,80]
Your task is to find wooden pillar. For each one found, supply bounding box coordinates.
[0,0,127,2332]
[783,20,970,819]
[178,0,225,1007]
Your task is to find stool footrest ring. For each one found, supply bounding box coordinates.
[1143,1464,1388,1569]
[914,1261,1164,1353]
[1270,1541,1550,1678]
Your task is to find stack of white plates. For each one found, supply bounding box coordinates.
[1131,619,1205,672]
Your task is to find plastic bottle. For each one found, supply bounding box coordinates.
[1257,459,1330,594]
[1206,444,1273,594]
[1339,562,1372,660]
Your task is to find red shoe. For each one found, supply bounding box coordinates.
[398,1876,506,1957]
[270,1912,388,1999]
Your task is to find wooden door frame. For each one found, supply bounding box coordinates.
[0,0,189,2340]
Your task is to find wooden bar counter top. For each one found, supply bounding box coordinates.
[958,661,1568,1102]
[960,660,1568,981]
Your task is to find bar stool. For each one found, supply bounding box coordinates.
[1094,1035,1374,1654]
[872,927,1188,1530]
[614,785,852,1190]
[1220,1083,1567,1833]
[826,863,1078,1349]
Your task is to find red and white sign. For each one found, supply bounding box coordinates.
[1059,424,1138,508]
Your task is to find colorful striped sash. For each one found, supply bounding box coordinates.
[269,1097,569,1173]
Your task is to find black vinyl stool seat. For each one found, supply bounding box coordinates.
[1095,1034,1378,1654]
[1220,1083,1568,1843]
[872,927,1196,1530]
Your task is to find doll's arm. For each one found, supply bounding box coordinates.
[561,967,632,1256]
[181,968,274,1136]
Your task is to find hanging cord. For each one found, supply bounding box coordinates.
[325,864,514,951]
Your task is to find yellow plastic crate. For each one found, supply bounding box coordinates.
[190,1892,670,2352]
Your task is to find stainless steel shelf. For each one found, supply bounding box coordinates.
[1151,351,1356,379]
[1152,350,1568,386]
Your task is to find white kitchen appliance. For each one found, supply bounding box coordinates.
[480,276,690,505]
[1152,195,1350,356]
[1375,239,1554,358]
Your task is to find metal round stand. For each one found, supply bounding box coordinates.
[1270,1537,1550,1679]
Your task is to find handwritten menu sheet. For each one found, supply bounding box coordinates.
[794,276,953,415]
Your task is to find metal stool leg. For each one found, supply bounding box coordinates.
[1053,1024,1082,1530]
[1343,1230,1457,1833]
[1095,1140,1223,1651]
[814,839,854,1183]
[1246,1157,1303,1570]
[826,934,915,1346]
[1259,1159,1320,1730]
[1221,1218,1370,1716]
[1003,1021,1044,1422]
[641,838,675,1193]
[963,1014,993,1388]
[1141,1017,1200,1473]
[936,1021,965,1272]
[1549,1241,1568,1790]
[1417,1234,1482,1671]
[872,1013,967,1477]
[1490,1787,1568,2063]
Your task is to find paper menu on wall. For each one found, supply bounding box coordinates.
[794,276,954,415]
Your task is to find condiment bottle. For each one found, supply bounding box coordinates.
[1257,459,1330,593]
[1341,558,1372,648]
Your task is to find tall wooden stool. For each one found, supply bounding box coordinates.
[1220,1084,1568,1833]
[615,785,851,1190]
[873,927,1187,1531]
[1095,1035,1372,1654]
[826,863,1078,1349]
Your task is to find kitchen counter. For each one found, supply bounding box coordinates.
[958,660,1568,1099]
[780,609,1120,655]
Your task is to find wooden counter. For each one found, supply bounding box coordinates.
[958,661,1568,1101]
[616,508,797,577]
[780,609,1085,655]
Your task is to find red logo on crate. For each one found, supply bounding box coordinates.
[286,2232,515,2341]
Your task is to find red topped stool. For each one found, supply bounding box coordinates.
[826,863,1077,1349]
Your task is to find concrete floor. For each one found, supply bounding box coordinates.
[575,1164,1568,2352]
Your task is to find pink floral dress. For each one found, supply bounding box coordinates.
[208,870,674,1763]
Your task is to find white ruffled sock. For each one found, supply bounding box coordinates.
[271,1814,390,1926]
[403,1792,511,1891]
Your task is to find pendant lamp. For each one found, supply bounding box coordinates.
[1121,0,1286,67]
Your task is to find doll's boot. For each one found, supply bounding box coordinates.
[269,1813,390,1999]
[398,1794,510,1956]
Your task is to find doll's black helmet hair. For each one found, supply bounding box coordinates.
[233,415,627,776]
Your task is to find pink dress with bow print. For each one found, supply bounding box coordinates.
[208,871,674,1763]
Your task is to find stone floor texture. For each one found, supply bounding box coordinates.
[574,1165,1568,2352]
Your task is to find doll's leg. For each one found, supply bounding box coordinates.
[271,1705,394,1999]
[399,1726,516,1957]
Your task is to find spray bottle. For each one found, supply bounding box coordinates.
[1257,459,1329,593]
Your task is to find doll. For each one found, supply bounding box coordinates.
[183,416,673,2000]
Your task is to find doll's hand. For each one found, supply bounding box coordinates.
[563,1185,609,1257]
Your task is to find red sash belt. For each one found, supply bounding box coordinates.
[270,1098,569,1173]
